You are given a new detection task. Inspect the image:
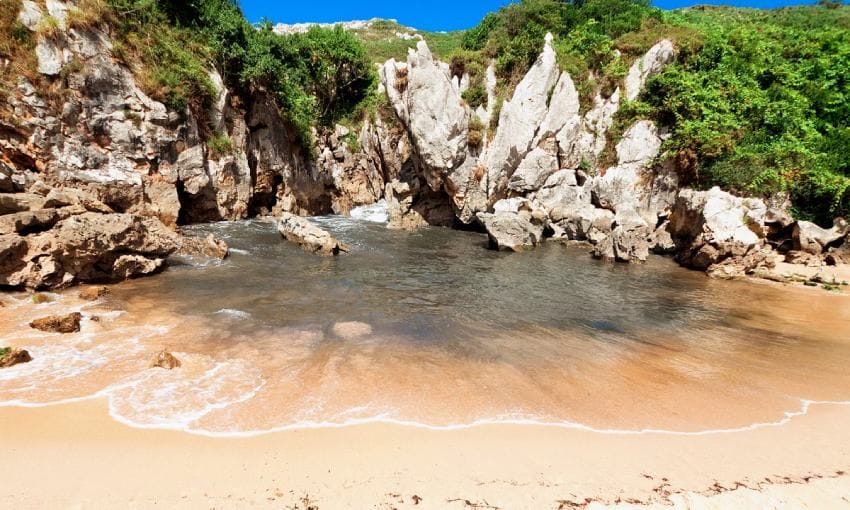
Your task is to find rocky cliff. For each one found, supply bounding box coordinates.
[1,1,848,289]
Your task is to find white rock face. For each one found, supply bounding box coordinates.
[17,0,42,30]
[508,148,558,193]
[405,42,468,173]
[534,72,580,146]
[615,120,663,166]
[380,42,468,183]
[624,40,675,102]
[485,33,560,196]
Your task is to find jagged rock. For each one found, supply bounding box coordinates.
[531,169,590,215]
[508,148,559,193]
[477,209,545,252]
[150,350,182,370]
[176,234,229,260]
[278,213,349,256]
[615,120,663,166]
[30,312,82,334]
[380,41,468,187]
[670,188,772,275]
[17,1,42,31]
[112,255,164,278]
[0,213,178,289]
[485,34,560,197]
[624,40,675,101]
[78,286,110,301]
[792,219,848,255]
[826,243,850,266]
[551,204,615,244]
[0,348,32,369]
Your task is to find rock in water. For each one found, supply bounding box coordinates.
[0,348,32,368]
[78,286,110,301]
[29,312,83,334]
[176,234,229,260]
[477,212,545,252]
[278,213,349,256]
[150,350,182,370]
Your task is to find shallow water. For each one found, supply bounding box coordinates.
[2,207,850,436]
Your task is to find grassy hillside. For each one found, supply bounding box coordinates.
[346,20,464,63]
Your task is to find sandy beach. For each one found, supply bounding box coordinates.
[2,397,849,509]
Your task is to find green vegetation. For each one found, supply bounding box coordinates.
[103,0,374,147]
[206,132,233,158]
[459,0,850,225]
[0,347,10,358]
[353,20,463,63]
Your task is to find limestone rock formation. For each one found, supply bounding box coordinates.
[30,312,83,333]
[0,198,179,289]
[669,187,774,277]
[278,213,349,256]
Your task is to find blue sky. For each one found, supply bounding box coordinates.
[239,0,820,32]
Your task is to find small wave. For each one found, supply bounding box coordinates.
[350,200,389,224]
[214,309,251,319]
[228,248,251,256]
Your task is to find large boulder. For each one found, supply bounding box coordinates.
[792,219,848,255]
[0,212,179,289]
[477,199,547,251]
[670,187,772,276]
[278,213,349,256]
[477,212,545,252]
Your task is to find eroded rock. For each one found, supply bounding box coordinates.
[278,213,349,256]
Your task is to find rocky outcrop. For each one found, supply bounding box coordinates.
[477,199,547,251]
[150,350,182,370]
[0,348,32,368]
[30,312,83,333]
[2,1,381,236]
[278,213,349,256]
[669,187,774,278]
[0,190,178,289]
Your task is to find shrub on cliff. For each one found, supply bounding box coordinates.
[106,0,373,148]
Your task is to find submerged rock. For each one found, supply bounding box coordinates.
[332,321,373,340]
[278,213,349,256]
[150,350,182,370]
[78,286,110,301]
[0,348,32,368]
[29,312,83,334]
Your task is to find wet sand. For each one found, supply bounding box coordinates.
[2,398,849,509]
